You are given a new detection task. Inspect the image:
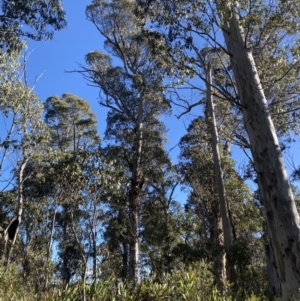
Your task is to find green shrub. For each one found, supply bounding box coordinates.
[0,260,282,301]
[0,264,37,301]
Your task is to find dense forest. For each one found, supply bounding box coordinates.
[1,0,300,300]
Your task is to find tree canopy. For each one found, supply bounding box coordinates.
[0,0,66,50]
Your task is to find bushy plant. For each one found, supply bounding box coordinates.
[0,261,282,301]
[0,264,37,301]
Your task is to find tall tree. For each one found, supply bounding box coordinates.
[200,48,236,284]
[178,116,263,294]
[44,93,101,285]
[81,0,170,283]
[216,3,300,298]
[0,49,47,264]
[138,0,300,298]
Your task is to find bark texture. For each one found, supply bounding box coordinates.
[264,230,281,295]
[219,6,300,299]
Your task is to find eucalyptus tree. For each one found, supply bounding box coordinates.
[96,148,134,281]
[138,0,300,297]
[178,117,226,286]
[0,0,66,51]
[19,146,107,292]
[197,48,237,285]
[44,93,101,285]
[178,116,263,292]
[81,0,170,283]
[0,49,35,183]
[0,49,47,265]
[99,103,170,282]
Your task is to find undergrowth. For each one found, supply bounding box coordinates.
[0,261,279,301]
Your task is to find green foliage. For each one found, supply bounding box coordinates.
[0,264,37,301]
[0,263,275,301]
[40,264,216,300]
[0,48,47,169]
[0,0,66,51]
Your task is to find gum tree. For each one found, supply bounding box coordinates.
[138,0,300,297]
[0,49,47,264]
[44,93,101,285]
[80,0,170,283]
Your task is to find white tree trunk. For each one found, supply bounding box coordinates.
[5,157,29,266]
[219,6,300,299]
[206,62,236,284]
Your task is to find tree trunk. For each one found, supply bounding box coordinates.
[206,62,236,284]
[5,157,29,267]
[62,216,71,285]
[211,196,226,289]
[89,226,97,294]
[71,210,87,301]
[92,229,97,282]
[128,101,144,284]
[121,238,128,280]
[44,206,57,291]
[128,193,139,283]
[90,201,98,288]
[219,5,300,299]
[264,225,281,295]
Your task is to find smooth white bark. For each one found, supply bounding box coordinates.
[218,5,300,299]
[206,62,236,283]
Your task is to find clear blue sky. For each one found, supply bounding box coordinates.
[8,0,300,192]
